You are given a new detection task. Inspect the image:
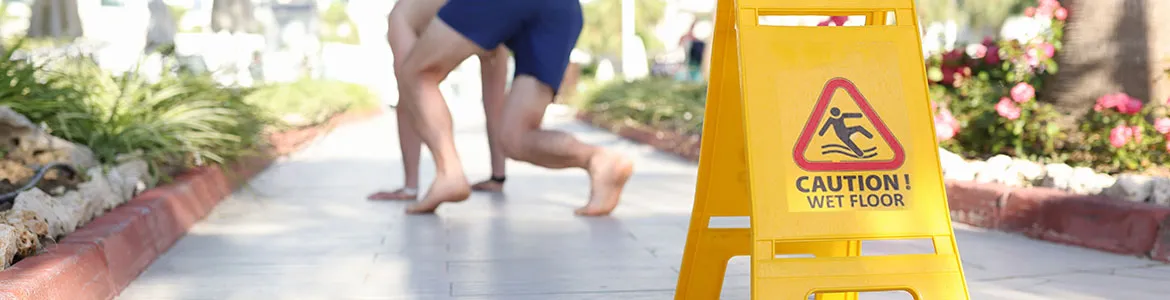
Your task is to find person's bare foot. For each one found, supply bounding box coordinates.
[405,175,472,214]
[366,187,418,201]
[577,150,634,216]
[470,176,505,192]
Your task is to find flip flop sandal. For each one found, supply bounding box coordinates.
[367,188,418,201]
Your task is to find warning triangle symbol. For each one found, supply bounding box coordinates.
[793,77,905,172]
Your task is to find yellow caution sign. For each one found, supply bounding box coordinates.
[674,0,971,299]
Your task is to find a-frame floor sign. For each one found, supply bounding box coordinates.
[674,0,971,299]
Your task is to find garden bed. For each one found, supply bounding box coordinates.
[0,108,382,300]
[0,38,385,299]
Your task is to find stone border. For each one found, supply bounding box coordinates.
[576,111,1170,263]
[0,108,384,300]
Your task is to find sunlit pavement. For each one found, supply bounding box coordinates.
[117,97,1169,299]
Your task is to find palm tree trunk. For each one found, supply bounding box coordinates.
[1043,0,1170,117]
[211,0,255,33]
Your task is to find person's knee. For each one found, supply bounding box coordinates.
[498,119,534,160]
[397,59,442,93]
[498,128,524,160]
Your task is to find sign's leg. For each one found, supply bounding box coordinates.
[675,1,754,298]
[675,228,751,299]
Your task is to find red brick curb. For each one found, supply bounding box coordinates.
[0,108,384,300]
[576,111,1170,262]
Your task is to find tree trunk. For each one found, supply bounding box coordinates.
[211,0,256,33]
[26,0,83,39]
[1043,0,1170,117]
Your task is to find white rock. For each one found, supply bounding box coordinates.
[13,188,81,239]
[992,158,1046,187]
[1070,167,1113,195]
[0,210,44,258]
[112,158,151,200]
[1009,158,1046,184]
[1041,163,1075,190]
[79,168,122,211]
[966,161,986,178]
[0,106,98,170]
[0,224,20,268]
[975,155,1013,184]
[938,148,974,181]
[1151,177,1170,206]
[1102,174,1155,202]
[55,192,90,232]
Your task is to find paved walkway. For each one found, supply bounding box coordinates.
[119,100,1168,299]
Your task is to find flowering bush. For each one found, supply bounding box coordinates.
[927,0,1066,161]
[1078,94,1170,170]
[928,0,1170,173]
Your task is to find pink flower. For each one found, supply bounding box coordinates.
[1165,141,1170,153]
[1117,98,1144,115]
[984,46,1001,65]
[1039,0,1061,10]
[1010,82,1035,103]
[936,123,956,141]
[1093,93,1118,111]
[1095,92,1135,112]
[996,97,1022,120]
[1154,118,1170,134]
[1131,125,1144,144]
[1110,125,1131,148]
[1025,48,1042,67]
[934,107,960,141]
[968,43,988,59]
[936,107,960,128]
[1025,7,1037,17]
[1055,7,1068,21]
[1039,43,1055,58]
[830,16,849,26]
[1038,0,1061,17]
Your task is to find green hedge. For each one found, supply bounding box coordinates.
[0,41,376,179]
[580,77,707,136]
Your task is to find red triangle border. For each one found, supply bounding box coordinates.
[792,77,906,172]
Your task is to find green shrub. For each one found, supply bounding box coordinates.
[582,77,707,135]
[0,44,270,178]
[43,58,268,172]
[243,79,379,128]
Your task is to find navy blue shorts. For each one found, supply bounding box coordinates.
[437,0,583,94]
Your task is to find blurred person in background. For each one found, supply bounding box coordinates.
[675,19,711,82]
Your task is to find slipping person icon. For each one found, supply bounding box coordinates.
[818,107,875,158]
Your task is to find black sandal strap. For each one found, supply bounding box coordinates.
[490,175,506,183]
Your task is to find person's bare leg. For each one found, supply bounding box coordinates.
[368,0,448,201]
[471,46,509,192]
[499,77,634,216]
[397,19,483,214]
